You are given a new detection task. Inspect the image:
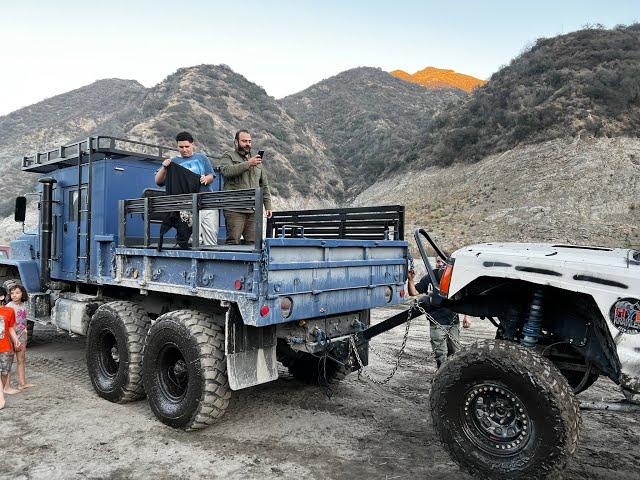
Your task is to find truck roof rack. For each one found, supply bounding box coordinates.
[22,136,177,173]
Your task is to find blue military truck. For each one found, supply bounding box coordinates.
[2,136,409,430]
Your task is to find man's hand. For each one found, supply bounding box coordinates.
[162,158,172,168]
[407,268,416,281]
[200,174,213,185]
[265,209,273,218]
[248,155,262,167]
[463,315,472,329]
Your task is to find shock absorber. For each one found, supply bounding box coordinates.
[521,289,544,348]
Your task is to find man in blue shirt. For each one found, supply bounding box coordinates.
[155,131,218,245]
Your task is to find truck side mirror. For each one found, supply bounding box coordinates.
[15,196,26,222]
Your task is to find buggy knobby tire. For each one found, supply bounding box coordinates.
[86,301,150,403]
[143,310,231,430]
[430,340,580,480]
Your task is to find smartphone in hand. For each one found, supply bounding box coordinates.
[257,150,265,161]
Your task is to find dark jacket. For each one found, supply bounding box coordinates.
[219,150,272,211]
[415,269,459,325]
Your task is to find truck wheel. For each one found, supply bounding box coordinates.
[143,310,231,430]
[430,340,580,480]
[86,301,150,403]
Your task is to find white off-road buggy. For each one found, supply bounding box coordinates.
[414,230,640,479]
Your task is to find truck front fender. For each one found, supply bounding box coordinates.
[0,260,40,292]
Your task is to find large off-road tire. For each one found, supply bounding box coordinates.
[430,340,580,480]
[143,310,231,430]
[86,301,151,403]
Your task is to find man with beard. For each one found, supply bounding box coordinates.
[219,130,273,244]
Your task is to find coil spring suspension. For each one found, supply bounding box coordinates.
[521,289,544,348]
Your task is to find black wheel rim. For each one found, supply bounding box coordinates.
[461,382,532,456]
[157,344,189,402]
[98,329,120,378]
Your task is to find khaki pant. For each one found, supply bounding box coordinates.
[200,209,218,246]
[224,210,255,244]
[429,318,460,368]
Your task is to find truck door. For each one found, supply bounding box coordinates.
[61,186,88,275]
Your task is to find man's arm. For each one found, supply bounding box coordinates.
[219,152,251,179]
[199,155,215,186]
[155,158,172,186]
[260,168,273,218]
[407,269,420,296]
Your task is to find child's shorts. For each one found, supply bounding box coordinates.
[0,351,14,374]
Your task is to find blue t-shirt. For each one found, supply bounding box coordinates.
[167,153,214,192]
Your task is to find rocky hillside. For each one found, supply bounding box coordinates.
[0,65,343,228]
[0,79,146,217]
[403,24,640,168]
[355,136,640,249]
[356,24,640,248]
[281,67,465,196]
[390,66,486,92]
[125,64,342,200]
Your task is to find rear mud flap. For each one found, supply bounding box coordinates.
[225,304,278,390]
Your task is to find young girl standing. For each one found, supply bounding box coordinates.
[7,284,33,390]
[1,285,21,405]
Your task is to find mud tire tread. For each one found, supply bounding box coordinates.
[87,301,151,403]
[143,310,230,431]
[430,339,580,480]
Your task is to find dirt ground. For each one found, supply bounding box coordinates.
[1,307,638,480]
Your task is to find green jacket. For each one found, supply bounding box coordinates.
[219,150,273,211]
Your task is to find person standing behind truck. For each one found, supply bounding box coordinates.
[219,130,273,244]
[155,131,218,245]
[407,255,471,368]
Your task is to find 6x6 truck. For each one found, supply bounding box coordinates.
[2,136,409,430]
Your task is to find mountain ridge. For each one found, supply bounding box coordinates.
[390,66,486,92]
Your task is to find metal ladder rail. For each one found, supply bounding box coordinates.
[74,138,94,280]
[84,137,94,278]
[75,143,83,279]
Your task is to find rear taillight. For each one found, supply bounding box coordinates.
[439,264,454,297]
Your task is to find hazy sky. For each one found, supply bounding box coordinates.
[0,0,637,116]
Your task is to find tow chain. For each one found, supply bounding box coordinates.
[349,301,463,385]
